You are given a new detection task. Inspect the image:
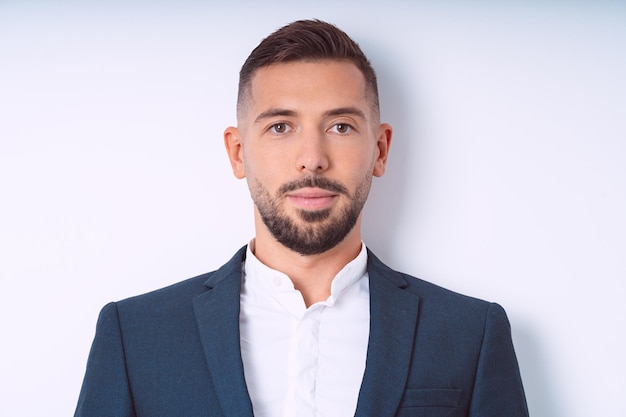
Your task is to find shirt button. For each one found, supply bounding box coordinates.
[272,276,282,287]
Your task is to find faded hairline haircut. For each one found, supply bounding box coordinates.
[237,19,379,120]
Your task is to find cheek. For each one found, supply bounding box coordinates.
[338,145,377,174]
[243,147,288,187]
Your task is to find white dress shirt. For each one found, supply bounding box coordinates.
[239,242,370,417]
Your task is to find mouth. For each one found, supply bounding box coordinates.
[285,187,339,210]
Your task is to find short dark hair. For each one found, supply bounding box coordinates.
[237,19,379,119]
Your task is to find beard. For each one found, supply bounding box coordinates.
[250,174,372,256]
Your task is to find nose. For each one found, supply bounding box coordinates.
[296,131,329,174]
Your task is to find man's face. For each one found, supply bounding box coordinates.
[225,60,391,255]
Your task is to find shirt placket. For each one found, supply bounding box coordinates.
[293,305,323,417]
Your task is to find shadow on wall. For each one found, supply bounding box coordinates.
[514,321,564,417]
[361,40,561,417]
[361,43,414,263]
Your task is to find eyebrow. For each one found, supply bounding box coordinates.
[254,108,297,123]
[324,107,366,120]
[253,106,367,124]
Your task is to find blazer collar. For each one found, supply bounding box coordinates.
[192,247,419,417]
[354,250,420,417]
[192,246,254,417]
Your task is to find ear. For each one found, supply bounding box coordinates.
[224,126,246,179]
[372,123,392,177]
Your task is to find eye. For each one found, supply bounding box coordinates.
[329,123,353,134]
[269,123,292,134]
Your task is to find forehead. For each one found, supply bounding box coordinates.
[243,60,372,119]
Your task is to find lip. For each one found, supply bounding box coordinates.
[285,187,338,210]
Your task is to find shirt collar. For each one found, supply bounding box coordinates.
[244,240,368,306]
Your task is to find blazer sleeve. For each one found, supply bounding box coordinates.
[74,302,136,417]
[469,303,529,416]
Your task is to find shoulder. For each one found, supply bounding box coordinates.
[367,249,497,319]
[117,273,210,308]
[110,246,247,320]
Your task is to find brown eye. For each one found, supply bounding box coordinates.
[270,123,290,134]
[330,123,353,134]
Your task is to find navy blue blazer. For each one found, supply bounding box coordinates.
[75,247,529,417]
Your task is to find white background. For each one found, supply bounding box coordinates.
[1,1,625,416]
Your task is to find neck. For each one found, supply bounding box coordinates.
[252,213,363,307]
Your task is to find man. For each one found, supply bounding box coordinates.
[75,19,529,417]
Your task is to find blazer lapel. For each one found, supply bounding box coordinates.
[192,247,254,417]
[354,251,420,417]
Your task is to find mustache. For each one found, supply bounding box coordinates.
[278,176,349,196]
